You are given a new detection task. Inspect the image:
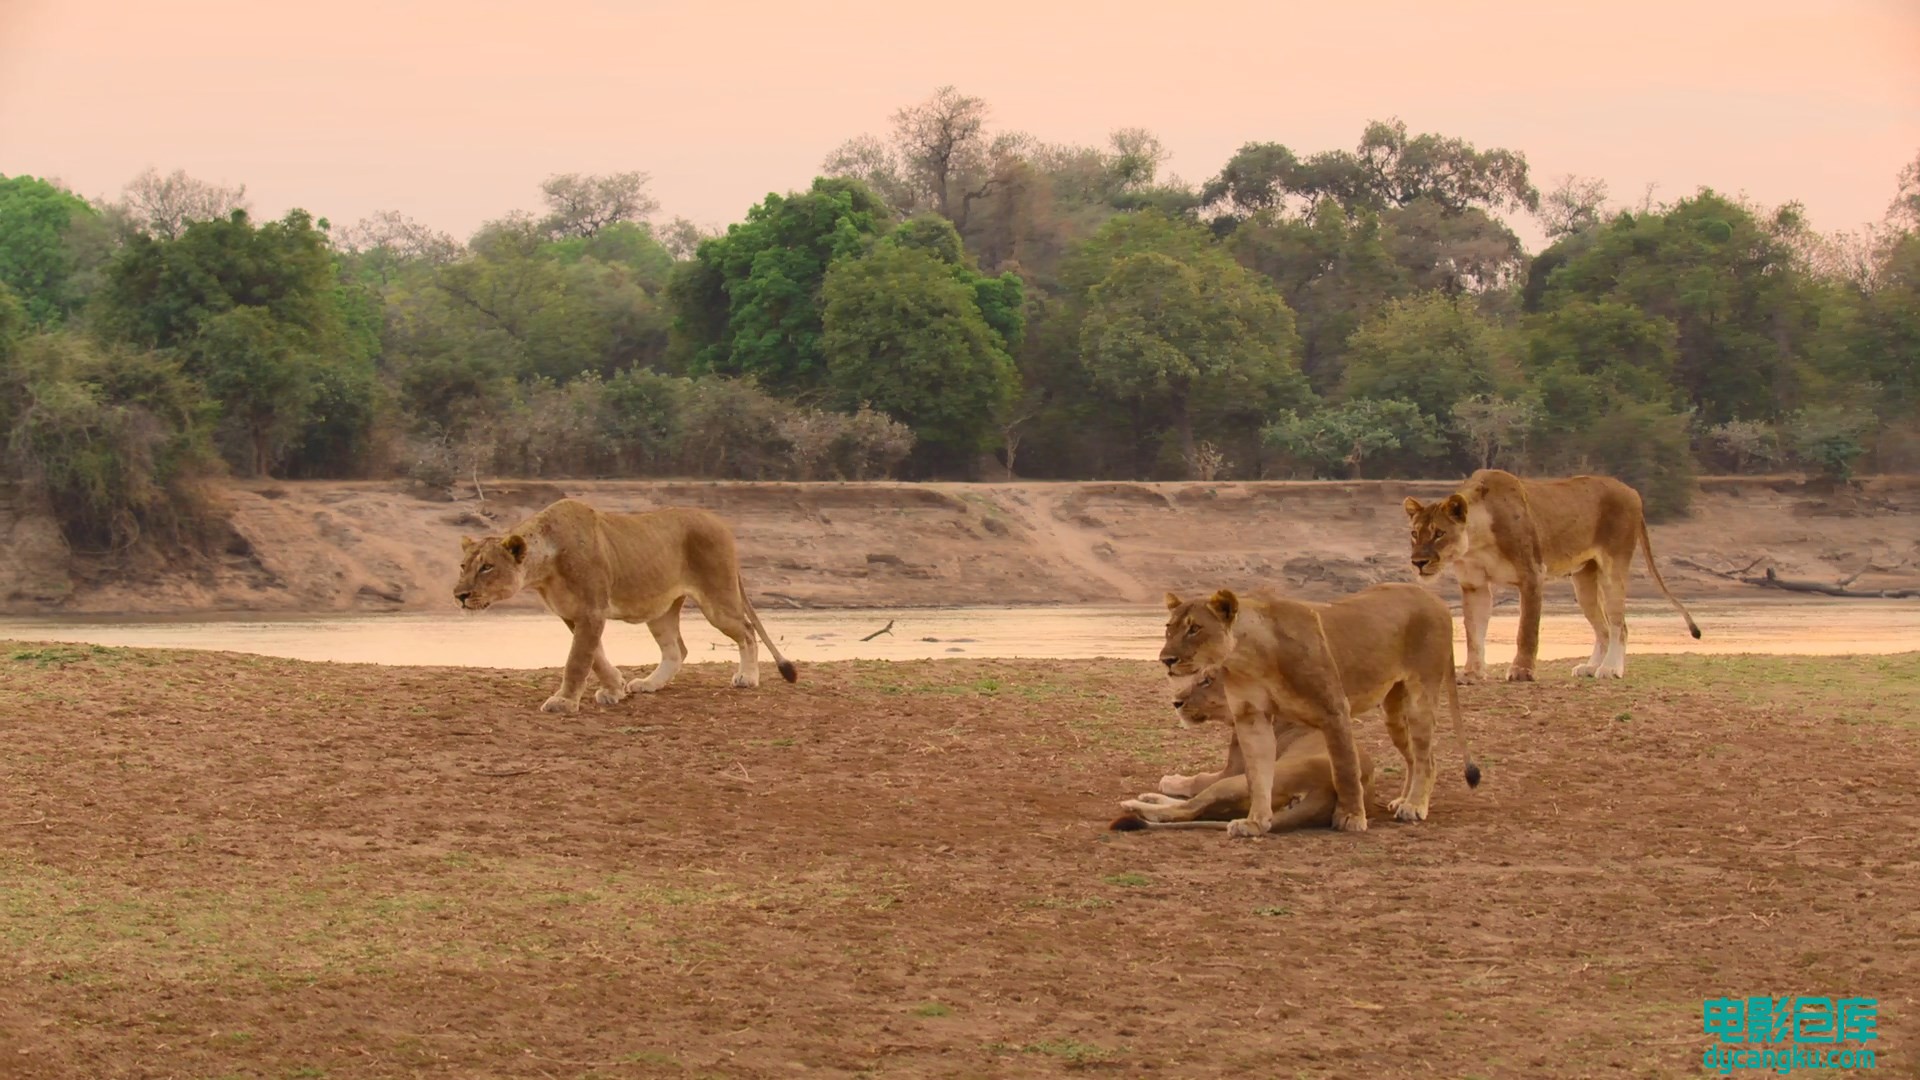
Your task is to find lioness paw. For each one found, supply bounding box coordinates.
[1331,807,1369,833]
[1225,818,1268,839]
[1387,797,1428,823]
[540,694,580,715]
[594,687,627,706]
[1158,774,1199,797]
[729,671,758,689]
[1571,662,1598,678]
[628,677,665,694]
[1505,667,1536,683]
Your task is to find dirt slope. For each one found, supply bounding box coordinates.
[3,475,1918,616]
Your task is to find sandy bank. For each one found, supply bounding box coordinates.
[3,475,1917,616]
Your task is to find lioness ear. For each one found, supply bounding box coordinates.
[1163,591,1183,612]
[1402,496,1423,519]
[460,536,481,556]
[1443,494,1468,523]
[502,534,527,563]
[1206,589,1238,625]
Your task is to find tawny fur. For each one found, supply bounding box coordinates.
[1111,670,1381,833]
[1157,583,1480,838]
[452,498,796,714]
[1403,469,1701,684]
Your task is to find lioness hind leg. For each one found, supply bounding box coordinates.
[629,598,688,694]
[1383,684,1438,823]
[1570,564,1609,678]
[591,644,628,706]
[692,594,760,689]
[1267,786,1338,831]
[1380,688,1417,811]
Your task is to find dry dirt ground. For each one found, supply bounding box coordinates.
[1,644,1916,1079]
[5,475,1919,616]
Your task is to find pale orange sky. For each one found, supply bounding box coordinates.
[2,0,1916,252]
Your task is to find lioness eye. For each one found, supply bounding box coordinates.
[1199,676,1213,687]
[479,564,493,574]
[1185,625,1197,638]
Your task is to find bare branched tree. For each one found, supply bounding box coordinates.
[1538,174,1611,239]
[538,171,659,238]
[120,167,250,239]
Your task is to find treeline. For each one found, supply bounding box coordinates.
[3,88,1918,553]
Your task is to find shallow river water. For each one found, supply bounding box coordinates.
[1,597,1915,669]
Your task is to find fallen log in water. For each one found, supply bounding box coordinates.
[1736,566,1920,599]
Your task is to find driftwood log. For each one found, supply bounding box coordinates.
[1674,557,1920,599]
[1737,566,1920,599]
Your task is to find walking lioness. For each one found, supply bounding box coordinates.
[453,498,797,713]
[1111,668,1380,833]
[1403,469,1701,682]
[1159,582,1479,837]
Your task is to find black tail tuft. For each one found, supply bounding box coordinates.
[1109,814,1149,832]
[778,660,798,683]
[1690,626,1703,640]
[1465,762,1482,789]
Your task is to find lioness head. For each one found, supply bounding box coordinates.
[453,534,529,611]
[1170,666,1227,729]
[1402,494,1470,578]
[1159,590,1238,677]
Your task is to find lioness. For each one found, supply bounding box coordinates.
[1403,469,1701,682]
[1110,668,1380,833]
[1159,582,1480,837]
[453,498,797,713]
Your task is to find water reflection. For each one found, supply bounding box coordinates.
[1,599,1915,669]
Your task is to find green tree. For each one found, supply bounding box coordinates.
[1263,398,1441,479]
[668,177,890,393]
[1532,190,1814,424]
[1079,246,1304,473]
[0,175,100,324]
[1521,299,1681,405]
[820,244,1019,470]
[1789,403,1876,482]
[0,311,220,551]
[95,208,375,477]
[1341,292,1508,425]
[1228,200,1408,393]
[1203,119,1539,221]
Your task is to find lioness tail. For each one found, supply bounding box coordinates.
[737,573,798,683]
[1446,642,1482,789]
[1637,515,1702,640]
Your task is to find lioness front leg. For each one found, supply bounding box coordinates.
[1459,583,1493,684]
[1225,714,1277,839]
[1321,716,1369,832]
[1160,734,1244,798]
[544,615,606,714]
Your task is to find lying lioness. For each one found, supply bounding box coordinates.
[1160,582,1481,837]
[1111,668,1379,833]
